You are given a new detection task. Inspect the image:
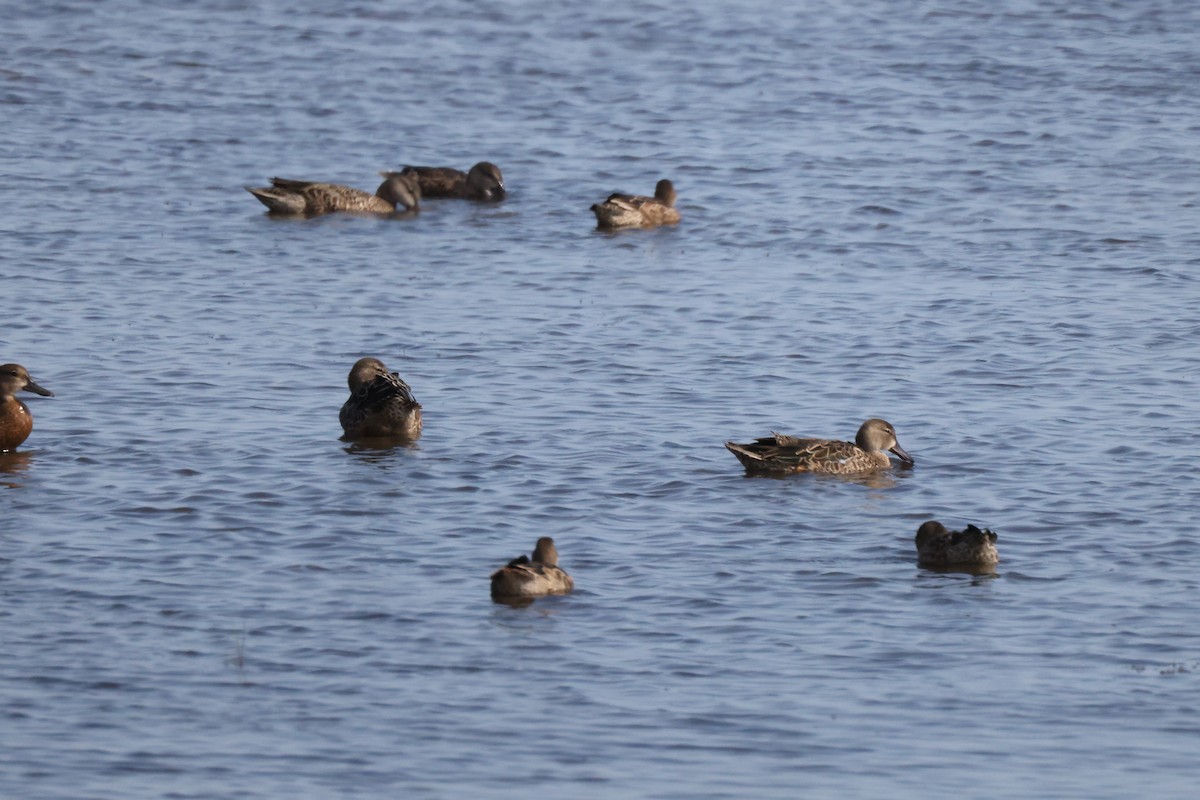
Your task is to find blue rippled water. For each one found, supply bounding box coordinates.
[3,1,1199,798]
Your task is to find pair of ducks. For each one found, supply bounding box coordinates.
[335,363,572,603]
[246,162,506,215]
[487,521,999,606]
[338,362,912,478]
[247,163,680,229]
[726,421,1000,566]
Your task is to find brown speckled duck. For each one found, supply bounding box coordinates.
[915,521,999,567]
[399,162,506,201]
[0,364,54,451]
[338,357,422,441]
[725,418,913,475]
[591,179,681,229]
[490,537,574,602]
[246,172,420,216]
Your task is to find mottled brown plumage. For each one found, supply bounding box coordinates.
[399,162,505,201]
[591,178,681,228]
[915,521,999,567]
[0,364,54,452]
[725,418,913,475]
[338,357,422,441]
[490,537,574,602]
[246,173,420,216]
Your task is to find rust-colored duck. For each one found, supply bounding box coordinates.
[0,364,53,451]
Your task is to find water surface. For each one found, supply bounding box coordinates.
[3,1,1200,798]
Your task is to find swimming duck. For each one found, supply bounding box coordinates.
[490,537,575,601]
[725,418,913,475]
[246,172,420,216]
[338,357,422,440]
[399,162,505,201]
[915,521,999,567]
[0,364,54,451]
[590,179,681,229]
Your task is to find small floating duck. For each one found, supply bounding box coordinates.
[915,521,999,567]
[490,537,575,602]
[399,162,506,201]
[246,172,420,216]
[590,178,681,229]
[725,418,913,475]
[0,364,54,451]
[338,357,422,440]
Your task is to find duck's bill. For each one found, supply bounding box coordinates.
[890,444,913,464]
[25,379,53,397]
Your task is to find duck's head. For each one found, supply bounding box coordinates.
[915,520,949,548]
[346,357,391,393]
[654,179,677,206]
[0,364,53,400]
[377,172,421,211]
[532,536,559,565]
[467,162,505,201]
[857,418,912,464]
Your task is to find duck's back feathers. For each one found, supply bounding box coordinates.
[915,521,1000,567]
[725,434,871,474]
[247,174,419,216]
[591,178,680,228]
[400,162,505,201]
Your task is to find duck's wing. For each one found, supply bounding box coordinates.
[275,178,389,212]
[269,177,324,191]
[355,370,418,412]
[246,185,307,214]
[603,192,653,207]
[597,192,679,225]
[725,434,856,470]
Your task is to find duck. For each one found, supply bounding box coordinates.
[490,537,574,601]
[338,357,422,440]
[915,521,999,567]
[399,162,505,201]
[590,179,681,229]
[246,172,420,216]
[725,418,913,475]
[0,364,54,451]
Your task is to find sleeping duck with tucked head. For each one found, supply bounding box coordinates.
[490,537,574,603]
[338,357,422,441]
[915,520,999,568]
[725,418,913,476]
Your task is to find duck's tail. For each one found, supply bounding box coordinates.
[245,186,304,214]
